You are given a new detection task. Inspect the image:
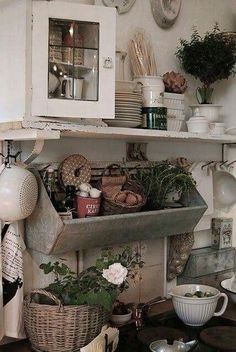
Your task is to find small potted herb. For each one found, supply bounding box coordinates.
[176,24,236,104]
[134,160,196,210]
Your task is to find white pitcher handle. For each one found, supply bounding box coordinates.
[213,293,228,317]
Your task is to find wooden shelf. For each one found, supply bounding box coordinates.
[4,122,233,144]
[0,128,60,141]
[26,171,207,255]
[61,126,236,144]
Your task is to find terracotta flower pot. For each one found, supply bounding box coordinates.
[76,196,101,218]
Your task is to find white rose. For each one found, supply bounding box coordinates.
[102,263,128,285]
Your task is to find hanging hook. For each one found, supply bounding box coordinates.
[219,160,228,167]
[227,160,236,167]
[201,161,214,170]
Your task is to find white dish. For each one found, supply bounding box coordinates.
[116,91,142,96]
[213,170,236,209]
[115,114,141,119]
[103,0,136,14]
[169,284,228,327]
[225,127,236,135]
[116,106,141,111]
[221,277,236,303]
[150,0,182,29]
[115,80,136,92]
[116,101,141,106]
[104,120,141,127]
[115,111,141,116]
[115,118,142,122]
[116,98,142,104]
[115,117,142,122]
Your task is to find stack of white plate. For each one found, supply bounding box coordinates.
[105,91,142,128]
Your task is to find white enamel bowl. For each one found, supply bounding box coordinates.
[213,170,236,208]
[169,284,228,326]
[221,277,236,303]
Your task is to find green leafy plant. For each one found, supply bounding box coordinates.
[134,160,196,210]
[176,24,236,89]
[40,247,144,311]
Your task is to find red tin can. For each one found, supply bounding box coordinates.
[76,196,101,218]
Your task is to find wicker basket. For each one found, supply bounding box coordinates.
[99,164,146,216]
[24,289,109,352]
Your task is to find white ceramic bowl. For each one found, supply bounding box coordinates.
[213,170,236,208]
[164,92,185,110]
[167,118,184,132]
[190,105,222,122]
[110,309,132,325]
[221,277,236,303]
[169,284,228,327]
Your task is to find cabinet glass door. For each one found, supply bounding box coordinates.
[48,19,99,101]
[32,1,115,119]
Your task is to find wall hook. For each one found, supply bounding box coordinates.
[219,160,228,167]
[201,161,214,170]
[227,159,236,167]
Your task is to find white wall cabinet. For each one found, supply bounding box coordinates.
[0,0,116,123]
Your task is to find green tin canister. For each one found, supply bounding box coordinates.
[142,107,167,130]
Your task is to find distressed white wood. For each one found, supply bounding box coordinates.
[0,129,59,141]
[31,1,116,119]
[1,121,236,145]
[0,0,31,123]
[61,128,236,143]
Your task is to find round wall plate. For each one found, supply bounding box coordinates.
[150,0,181,29]
[102,0,136,14]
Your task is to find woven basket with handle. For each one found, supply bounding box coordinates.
[98,164,146,216]
[24,289,109,352]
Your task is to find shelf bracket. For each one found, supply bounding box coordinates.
[23,139,45,165]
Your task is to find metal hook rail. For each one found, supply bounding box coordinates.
[0,140,22,166]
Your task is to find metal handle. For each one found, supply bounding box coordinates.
[213,293,228,317]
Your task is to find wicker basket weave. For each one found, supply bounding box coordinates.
[24,289,108,352]
[99,164,146,216]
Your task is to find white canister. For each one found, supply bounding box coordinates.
[133,75,164,92]
[209,122,225,135]
[142,85,164,107]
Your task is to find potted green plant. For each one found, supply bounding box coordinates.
[176,24,236,104]
[24,247,143,352]
[134,160,196,210]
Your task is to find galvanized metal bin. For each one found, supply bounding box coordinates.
[26,170,207,255]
